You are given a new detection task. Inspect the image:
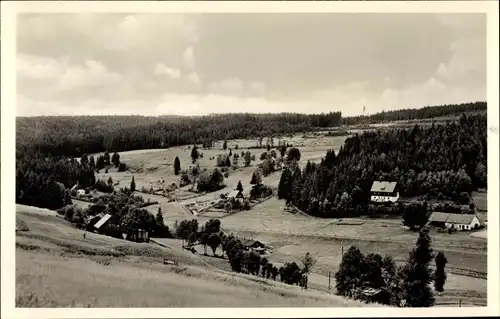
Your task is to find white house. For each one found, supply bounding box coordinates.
[428,212,482,231]
[370,181,399,203]
[77,189,86,197]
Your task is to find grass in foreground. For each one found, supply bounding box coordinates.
[15,208,375,308]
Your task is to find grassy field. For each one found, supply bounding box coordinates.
[215,198,487,306]
[15,206,375,307]
[94,134,348,195]
[57,132,488,307]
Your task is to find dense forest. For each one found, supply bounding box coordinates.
[16,112,342,158]
[342,101,486,125]
[278,113,487,218]
[15,102,487,211]
[16,102,485,159]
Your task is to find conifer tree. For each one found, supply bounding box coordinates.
[401,227,435,307]
[130,175,136,192]
[434,252,448,293]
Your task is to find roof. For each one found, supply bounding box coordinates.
[446,214,478,225]
[428,212,480,225]
[228,190,243,198]
[94,214,112,229]
[370,181,397,193]
[241,239,265,248]
[428,212,450,223]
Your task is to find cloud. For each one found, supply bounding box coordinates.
[15,13,486,117]
[183,46,195,70]
[153,63,181,79]
[17,54,121,94]
[186,72,201,86]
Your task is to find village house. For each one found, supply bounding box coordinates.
[370,181,399,203]
[227,190,245,203]
[428,212,482,231]
[241,239,267,254]
[93,213,121,238]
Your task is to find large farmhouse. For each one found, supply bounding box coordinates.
[370,181,399,203]
[428,212,482,231]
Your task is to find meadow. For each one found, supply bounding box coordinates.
[20,127,488,307]
[15,206,374,308]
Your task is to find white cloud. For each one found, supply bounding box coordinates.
[17,54,121,95]
[153,63,181,79]
[183,46,195,70]
[186,72,201,86]
[208,77,244,96]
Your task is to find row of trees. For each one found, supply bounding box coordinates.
[336,227,448,307]
[278,114,487,218]
[342,101,486,125]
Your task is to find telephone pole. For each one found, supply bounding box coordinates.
[328,271,331,291]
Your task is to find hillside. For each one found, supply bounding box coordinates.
[15,204,375,307]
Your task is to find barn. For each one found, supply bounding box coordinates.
[370,181,399,203]
[428,212,482,231]
[428,212,450,229]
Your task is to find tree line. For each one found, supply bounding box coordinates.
[278,114,487,218]
[16,112,341,159]
[16,102,485,160]
[342,101,486,125]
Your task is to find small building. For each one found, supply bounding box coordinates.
[446,213,482,231]
[93,213,121,238]
[241,239,267,252]
[370,181,399,203]
[77,189,86,197]
[227,190,245,203]
[428,212,482,231]
[123,229,149,243]
[94,213,112,230]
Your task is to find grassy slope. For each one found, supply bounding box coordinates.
[15,205,373,308]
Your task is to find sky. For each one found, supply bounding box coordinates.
[16,13,487,117]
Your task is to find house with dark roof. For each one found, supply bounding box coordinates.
[370,181,399,203]
[428,212,482,231]
[241,239,267,254]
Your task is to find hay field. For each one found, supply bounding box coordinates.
[15,208,372,308]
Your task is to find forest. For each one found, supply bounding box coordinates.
[342,101,486,125]
[15,102,486,211]
[278,113,487,218]
[16,102,485,159]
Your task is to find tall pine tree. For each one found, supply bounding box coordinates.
[174,156,181,175]
[433,251,448,293]
[130,175,136,192]
[400,227,435,307]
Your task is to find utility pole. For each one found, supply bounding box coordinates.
[328,271,331,291]
[459,299,462,307]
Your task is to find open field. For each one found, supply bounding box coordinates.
[15,208,374,307]
[93,134,349,194]
[214,197,487,306]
